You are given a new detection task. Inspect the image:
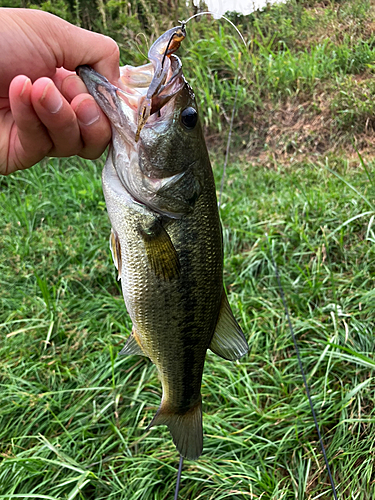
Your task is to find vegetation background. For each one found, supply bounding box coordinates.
[2,0,375,498]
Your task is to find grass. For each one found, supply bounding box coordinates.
[2,153,375,499]
[179,0,375,138]
[5,0,375,141]
[2,0,375,498]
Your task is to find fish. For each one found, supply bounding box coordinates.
[77,24,248,460]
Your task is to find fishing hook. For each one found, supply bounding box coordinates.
[161,25,186,69]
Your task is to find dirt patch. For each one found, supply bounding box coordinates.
[294,0,375,49]
[205,76,375,168]
[250,97,375,165]
[250,99,333,157]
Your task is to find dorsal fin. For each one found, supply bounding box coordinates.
[209,290,248,361]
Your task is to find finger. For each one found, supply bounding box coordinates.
[9,75,53,170]
[32,10,121,83]
[53,68,87,103]
[1,10,120,95]
[30,77,83,157]
[71,94,111,160]
[55,27,120,83]
[53,69,111,158]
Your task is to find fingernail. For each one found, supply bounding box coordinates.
[41,82,63,114]
[76,99,100,126]
[19,77,31,98]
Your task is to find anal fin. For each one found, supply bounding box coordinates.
[209,290,249,361]
[147,399,202,460]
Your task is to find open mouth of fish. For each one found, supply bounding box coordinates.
[77,25,201,218]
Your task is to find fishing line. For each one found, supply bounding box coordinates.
[181,12,247,49]
[218,81,238,209]
[181,9,337,499]
[174,455,184,500]
[181,11,337,497]
[180,12,246,210]
[170,16,242,497]
[267,237,338,500]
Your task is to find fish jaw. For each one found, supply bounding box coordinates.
[77,65,138,156]
[78,64,205,218]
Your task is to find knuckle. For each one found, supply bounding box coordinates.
[105,37,120,59]
[80,145,107,160]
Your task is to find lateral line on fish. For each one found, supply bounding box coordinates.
[267,236,339,500]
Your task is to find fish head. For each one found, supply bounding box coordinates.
[138,73,204,182]
[77,31,208,218]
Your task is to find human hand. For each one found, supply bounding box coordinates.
[0,8,120,175]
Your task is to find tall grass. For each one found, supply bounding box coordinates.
[2,0,375,498]
[2,150,375,498]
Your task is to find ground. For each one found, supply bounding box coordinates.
[1,1,375,499]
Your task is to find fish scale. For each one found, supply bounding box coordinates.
[77,24,248,460]
[104,154,223,413]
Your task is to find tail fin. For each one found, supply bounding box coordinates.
[147,400,203,460]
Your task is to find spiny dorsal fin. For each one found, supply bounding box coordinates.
[147,399,203,460]
[119,330,145,356]
[109,228,122,281]
[209,290,248,361]
[139,219,181,280]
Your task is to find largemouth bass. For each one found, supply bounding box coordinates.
[77,25,248,460]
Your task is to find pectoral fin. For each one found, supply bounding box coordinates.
[119,330,145,356]
[109,228,122,281]
[209,291,249,361]
[139,219,181,280]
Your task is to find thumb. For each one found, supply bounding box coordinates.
[48,19,121,83]
[6,9,120,84]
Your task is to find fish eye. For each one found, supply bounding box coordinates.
[181,107,198,130]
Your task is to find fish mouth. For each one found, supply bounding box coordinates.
[77,59,185,160]
[77,58,187,215]
[77,26,186,147]
[77,65,135,140]
[77,26,194,219]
